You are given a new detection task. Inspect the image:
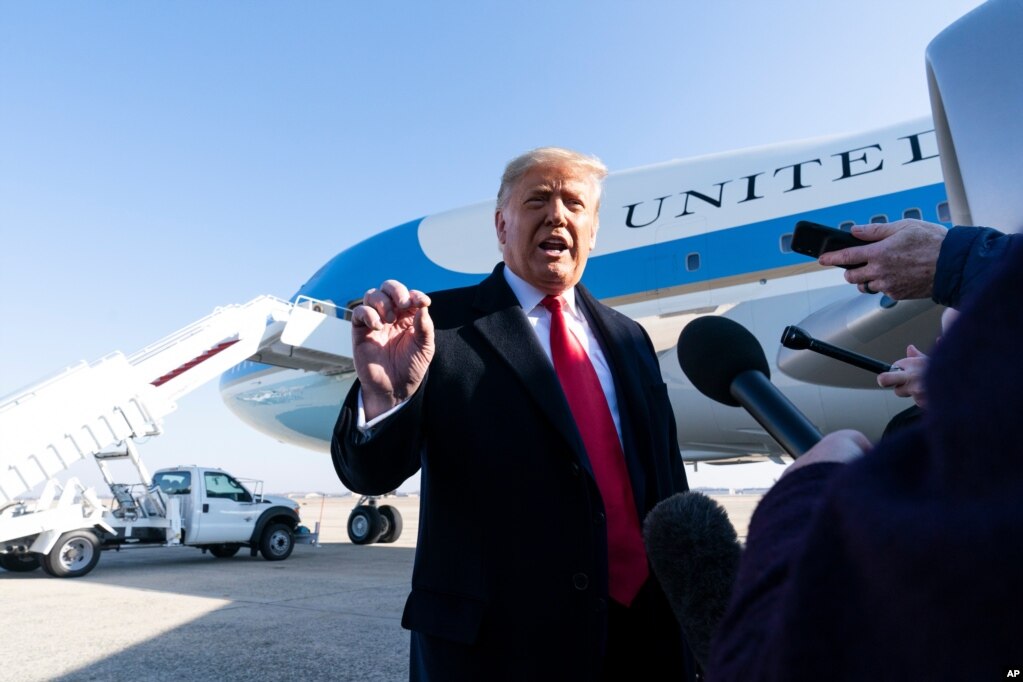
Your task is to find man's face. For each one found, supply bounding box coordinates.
[495,162,600,295]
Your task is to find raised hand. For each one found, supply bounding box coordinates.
[351,279,435,420]
[817,219,947,299]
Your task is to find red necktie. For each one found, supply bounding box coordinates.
[541,295,649,606]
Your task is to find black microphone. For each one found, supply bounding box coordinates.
[678,316,822,458]
[643,491,742,671]
[780,325,894,374]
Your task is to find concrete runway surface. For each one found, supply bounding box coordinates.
[0,494,758,681]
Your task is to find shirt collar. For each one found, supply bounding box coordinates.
[502,265,578,316]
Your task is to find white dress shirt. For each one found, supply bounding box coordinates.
[502,267,624,446]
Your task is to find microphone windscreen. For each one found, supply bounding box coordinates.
[643,491,742,670]
[677,316,770,406]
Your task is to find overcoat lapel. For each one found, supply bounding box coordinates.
[470,265,591,468]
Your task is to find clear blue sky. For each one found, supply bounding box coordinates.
[0,1,986,493]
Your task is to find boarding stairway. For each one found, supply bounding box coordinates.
[0,295,353,504]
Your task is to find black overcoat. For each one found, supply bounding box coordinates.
[332,264,689,680]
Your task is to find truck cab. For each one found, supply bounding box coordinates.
[151,465,303,559]
[1,446,313,578]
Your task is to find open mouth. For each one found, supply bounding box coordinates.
[539,237,569,253]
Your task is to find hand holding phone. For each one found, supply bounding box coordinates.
[791,220,870,269]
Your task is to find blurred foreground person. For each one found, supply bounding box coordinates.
[707,236,1023,681]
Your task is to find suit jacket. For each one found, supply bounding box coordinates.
[332,263,689,680]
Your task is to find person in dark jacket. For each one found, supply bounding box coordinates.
[706,235,1023,681]
[332,147,694,681]
[821,219,1017,441]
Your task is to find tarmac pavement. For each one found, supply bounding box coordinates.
[0,494,758,682]
[1,541,415,682]
[1,496,418,682]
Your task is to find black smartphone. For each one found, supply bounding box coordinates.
[791,220,870,268]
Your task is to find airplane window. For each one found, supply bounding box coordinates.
[870,214,888,223]
[937,201,952,223]
[839,221,855,231]
[685,253,700,271]
[903,207,922,220]
[779,234,793,253]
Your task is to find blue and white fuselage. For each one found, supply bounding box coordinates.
[220,118,947,462]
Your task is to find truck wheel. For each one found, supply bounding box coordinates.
[377,505,403,543]
[0,553,41,572]
[43,530,101,578]
[259,523,294,561]
[347,505,383,545]
[209,544,241,558]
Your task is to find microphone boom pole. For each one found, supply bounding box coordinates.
[678,316,823,459]
[729,370,822,457]
[780,325,894,374]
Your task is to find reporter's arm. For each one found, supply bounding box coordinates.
[817,220,946,299]
[706,431,869,681]
[932,226,1015,308]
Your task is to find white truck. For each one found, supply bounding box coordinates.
[0,441,314,578]
[0,296,357,577]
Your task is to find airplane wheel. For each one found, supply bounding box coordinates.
[259,523,294,561]
[43,530,101,578]
[377,505,403,544]
[347,505,383,545]
[0,553,41,572]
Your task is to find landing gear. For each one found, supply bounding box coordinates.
[377,505,403,544]
[346,496,403,545]
[347,504,383,545]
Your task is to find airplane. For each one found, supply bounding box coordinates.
[2,0,1015,559]
[219,116,949,468]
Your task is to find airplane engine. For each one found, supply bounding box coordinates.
[661,288,925,463]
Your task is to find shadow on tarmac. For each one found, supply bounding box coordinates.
[2,543,415,681]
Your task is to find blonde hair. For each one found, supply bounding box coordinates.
[496,147,608,210]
